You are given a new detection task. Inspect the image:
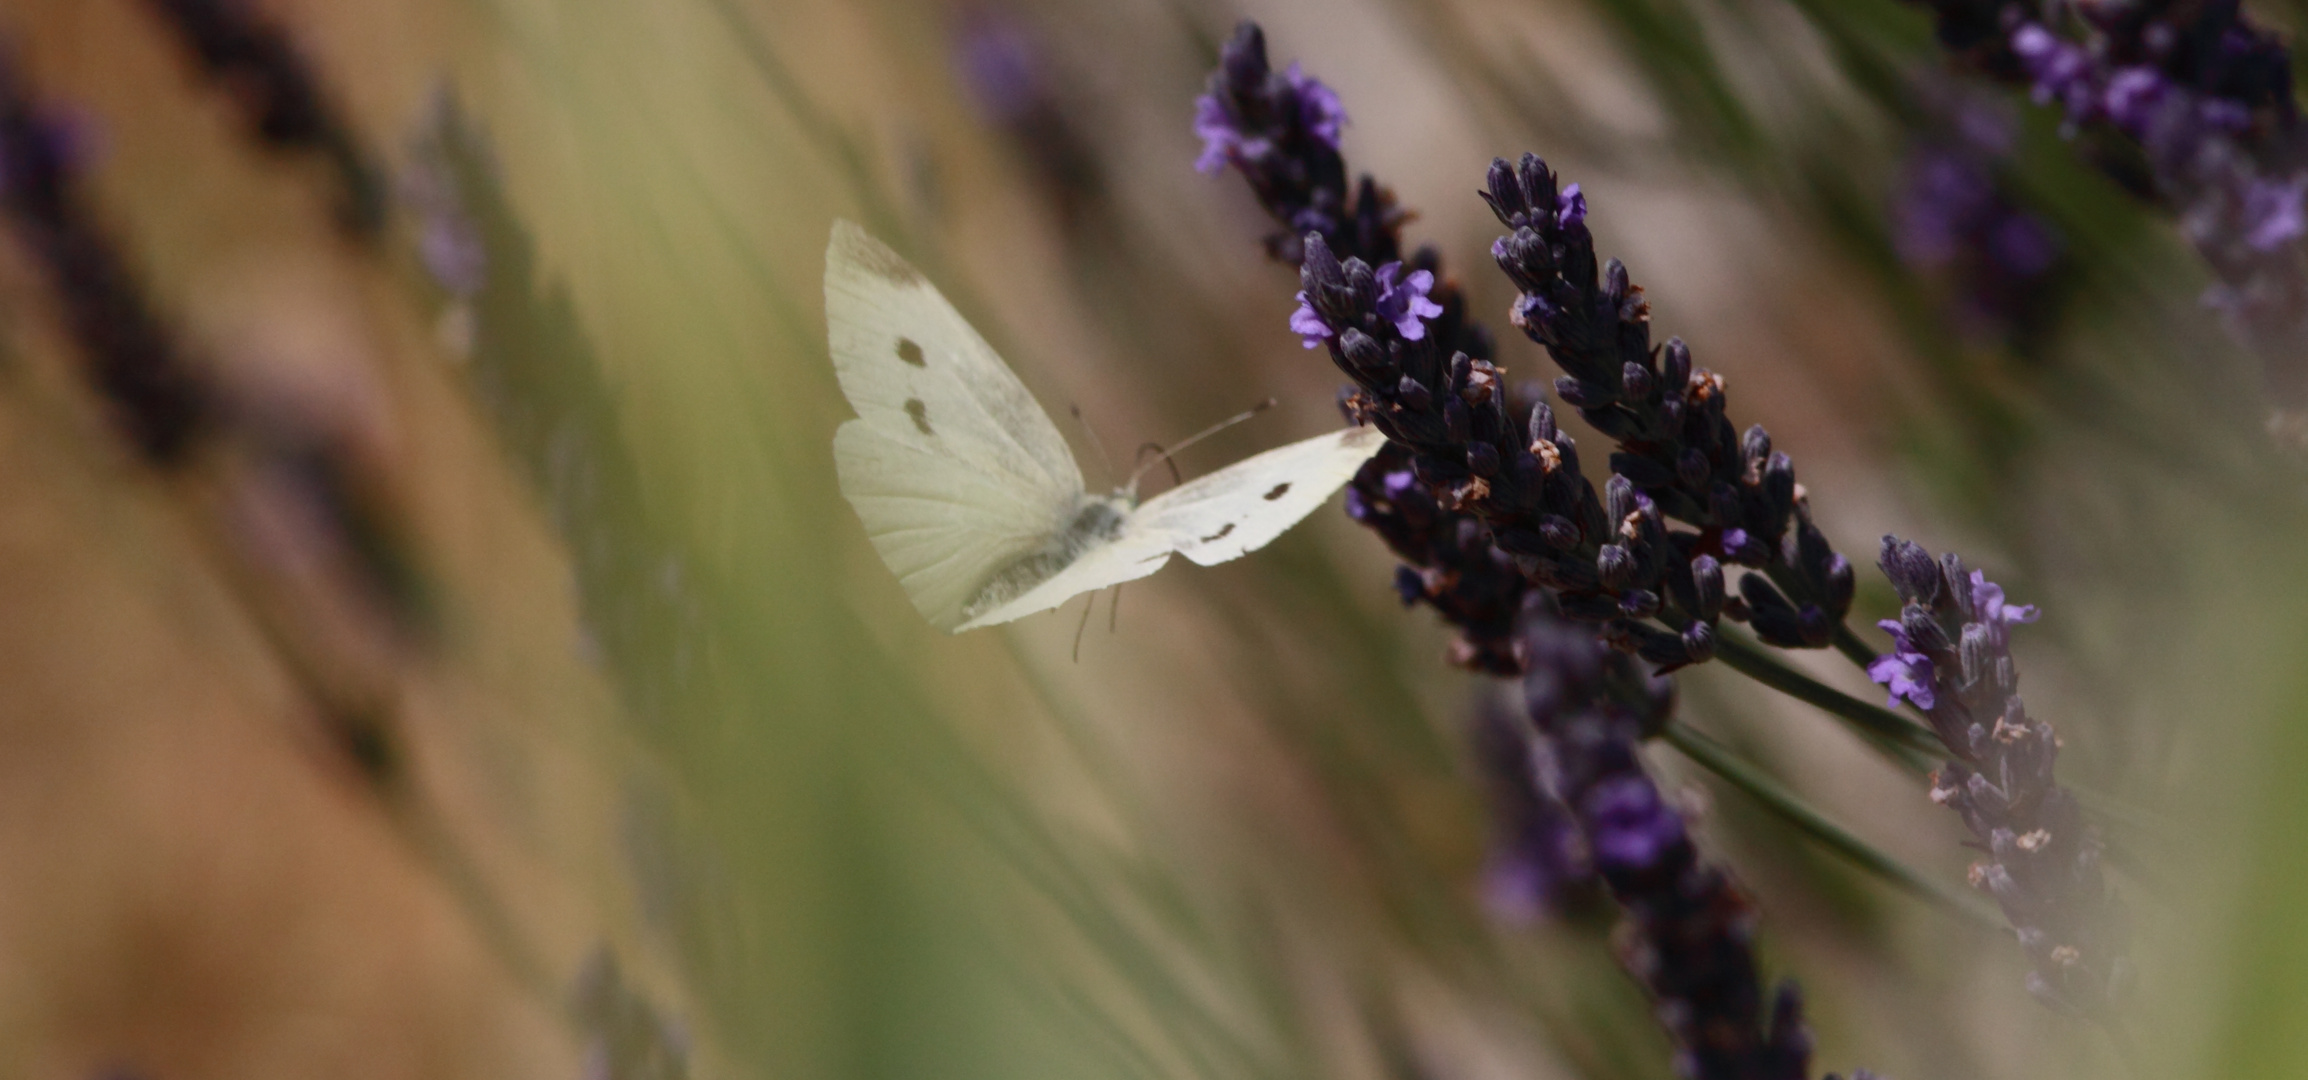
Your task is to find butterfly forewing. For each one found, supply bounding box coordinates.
[827,222,1091,631]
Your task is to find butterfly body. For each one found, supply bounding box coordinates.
[825,221,1383,633]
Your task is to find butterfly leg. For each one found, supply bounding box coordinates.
[1071,591,1096,663]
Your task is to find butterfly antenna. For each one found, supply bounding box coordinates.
[1072,592,1095,663]
[1124,397,1278,494]
[1133,442,1184,490]
[1108,585,1122,633]
[1070,404,1118,487]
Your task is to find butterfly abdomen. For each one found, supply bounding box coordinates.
[961,496,1131,621]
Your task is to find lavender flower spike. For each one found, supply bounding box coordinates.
[1875,536,2127,1017]
[1521,608,1815,1080]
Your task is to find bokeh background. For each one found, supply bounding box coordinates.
[0,0,2306,1078]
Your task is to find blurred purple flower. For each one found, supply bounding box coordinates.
[1282,61,1346,150]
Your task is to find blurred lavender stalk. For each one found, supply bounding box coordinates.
[1908,0,2308,411]
[949,7,1103,223]
[1891,88,2068,347]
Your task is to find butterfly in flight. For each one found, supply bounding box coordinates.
[825,221,1383,632]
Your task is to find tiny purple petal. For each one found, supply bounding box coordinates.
[1290,290,1334,348]
[1373,262,1444,341]
[1283,62,1348,149]
[1967,570,2040,627]
[1868,651,1938,710]
[2244,176,2308,251]
[1556,183,1587,229]
[1192,94,1236,175]
[1382,469,1418,497]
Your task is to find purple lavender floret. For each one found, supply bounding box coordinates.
[1374,261,1443,340]
[1866,621,1938,710]
[1875,536,2127,1017]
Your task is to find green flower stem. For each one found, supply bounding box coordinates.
[1661,721,2003,932]
[1831,620,1879,670]
[1712,628,1944,769]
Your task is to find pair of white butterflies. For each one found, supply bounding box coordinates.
[826,221,1384,632]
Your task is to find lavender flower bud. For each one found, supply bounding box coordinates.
[1690,555,1726,621]
[1395,371,1432,412]
[1597,543,1636,590]
[1662,338,1692,389]
[1941,553,1972,617]
[1604,474,1637,524]
[1901,604,1952,655]
[1676,448,1709,489]
[1621,360,1655,400]
[1467,441,1501,477]
[1338,329,1388,378]
[1619,589,1660,619]
[1539,515,1580,549]
[1878,536,1943,605]
[1740,423,1771,467]
[1824,553,1855,617]
[1680,621,1716,663]
[1444,398,1471,443]
[1555,376,1609,409]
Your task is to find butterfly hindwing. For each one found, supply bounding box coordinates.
[1135,425,1385,566]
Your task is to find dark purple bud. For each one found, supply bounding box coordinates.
[1901,604,1952,655]
[1942,553,1973,618]
[1680,620,1716,663]
[1661,338,1691,389]
[1690,555,1725,621]
[1621,360,1654,400]
[1555,376,1609,409]
[1959,624,1992,687]
[1218,22,1269,90]
[1797,604,1831,647]
[1516,152,1556,216]
[1597,544,1636,590]
[1483,157,1525,225]
[1627,623,1691,666]
[1299,231,1343,292]
[1444,398,1470,443]
[1741,423,1771,466]
[1538,515,1580,549]
[1392,565,1425,606]
[1878,536,1943,605]
[1604,474,1637,524]
[1619,589,1660,619]
[1340,330,1389,379]
[1603,259,1630,304]
[1676,448,1709,489]
[1396,372,1433,412]
[1824,553,1854,616]
[1467,441,1501,477]
[1528,400,1559,444]
[1762,453,1796,516]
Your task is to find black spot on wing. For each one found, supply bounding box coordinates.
[896,337,926,366]
[1199,522,1236,543]
[904,398,934,436]
[1262,482,1291,500]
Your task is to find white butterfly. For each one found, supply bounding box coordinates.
[825,221,1385,633]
